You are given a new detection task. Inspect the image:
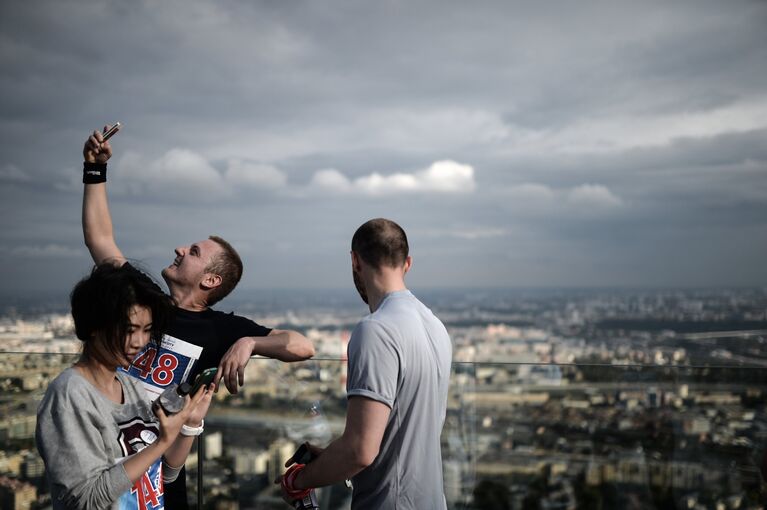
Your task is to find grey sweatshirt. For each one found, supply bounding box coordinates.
[36,368,176,510]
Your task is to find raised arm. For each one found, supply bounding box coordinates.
[82,125,126,267]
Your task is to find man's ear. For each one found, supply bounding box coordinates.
[351,251,362,273]
[403,255,412,275]
[201,273,223,290]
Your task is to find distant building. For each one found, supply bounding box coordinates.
[20,452,44,480]
[204,431,223,460]
[267,439,296,484]
[694,392,740,406]
[0,416,36,441]
[0,476,36,510]
[232,449,268,476]
[596,458,715,490]
[464,391,549,409]
[443,460,462,504]
[0,451,23,477]
[684,417,711,435]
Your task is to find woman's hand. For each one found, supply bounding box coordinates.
[154,385,213,444]
[184,383,214,427]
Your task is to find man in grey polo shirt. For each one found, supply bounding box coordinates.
[277,218,453,509]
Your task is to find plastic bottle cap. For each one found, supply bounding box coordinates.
[178,382,192,396]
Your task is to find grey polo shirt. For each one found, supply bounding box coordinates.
[346,290,452,510]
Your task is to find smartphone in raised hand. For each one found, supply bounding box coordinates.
[101,122,121,142]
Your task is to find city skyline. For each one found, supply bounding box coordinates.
[2,286,766,508]
[1,0,766,294]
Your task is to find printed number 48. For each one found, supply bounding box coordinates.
[132,348,178,386]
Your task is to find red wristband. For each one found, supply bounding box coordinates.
[281,463,311,499]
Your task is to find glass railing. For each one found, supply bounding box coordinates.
[2,353,767,509]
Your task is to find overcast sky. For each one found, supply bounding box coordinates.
[1,0,766,299]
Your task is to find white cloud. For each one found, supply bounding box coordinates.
[369,108,512,149]
[0,164,31,182]
[450,227,507,240]
[309,169,352,193]
[419,226,509,240]
[418,160,476,192]
[355,172,421,195]
[154,149,219,183]
[115,149,225,199]
[224,160,287,189]
[566,184,624,208]
[113,149,288,200]
[309,160,476,196]
[508,97,767,156]
[505,182,624,212]
[1,244,83,258]
[507,183,557,202]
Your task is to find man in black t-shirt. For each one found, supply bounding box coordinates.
[81,126,315,508]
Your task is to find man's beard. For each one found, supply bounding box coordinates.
[353,269,368,305]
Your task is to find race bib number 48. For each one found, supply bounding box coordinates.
[121,334,203,398]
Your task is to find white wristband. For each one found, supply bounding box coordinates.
[180,419,204,436]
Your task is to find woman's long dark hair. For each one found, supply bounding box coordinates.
[70,263,172,368]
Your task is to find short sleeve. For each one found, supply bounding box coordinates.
[346,319,400,408]
[220,312,272,339]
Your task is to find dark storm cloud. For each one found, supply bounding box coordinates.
[1,0,766,295]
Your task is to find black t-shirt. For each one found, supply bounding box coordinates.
[122,263,272,381]
[164,307,271,510]
[168,307,272,380]
[123,264,272,510]
[165,308,272,510]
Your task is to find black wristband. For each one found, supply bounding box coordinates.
[83,162,107,184]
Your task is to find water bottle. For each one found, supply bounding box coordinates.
[306,402,352,492]
[291,491,319,510]
[287,443,320,509]
[154,382,191,415]
[307,401,332,444]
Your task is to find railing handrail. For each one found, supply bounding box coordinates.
[3,350,767,370]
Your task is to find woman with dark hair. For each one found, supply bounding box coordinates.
[36,264,213,510]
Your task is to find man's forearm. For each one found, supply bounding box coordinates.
[83,183,112,248]
[294,435,368,489]
[288,397,389,492]
[81,129,126,266]
[82,179,125,266]
[253,330,315,361]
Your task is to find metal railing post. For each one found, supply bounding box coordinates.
[197,433,205,509]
